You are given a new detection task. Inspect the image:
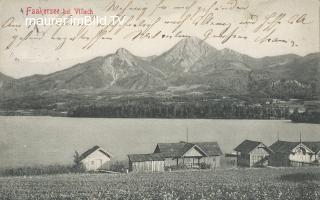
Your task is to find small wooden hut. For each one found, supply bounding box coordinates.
[79,146,112,171]
[128,153,165,173]
[234,140,271,167]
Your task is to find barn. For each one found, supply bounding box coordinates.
[234,140,272,167]
[79,146,112,171]
[153,141,222,169]
[128,153,165,173]
[269,140,320,166]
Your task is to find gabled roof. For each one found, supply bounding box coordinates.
[79,146,111,161]
[234,140,262,154]
[154,142,222,158]
[304,142,320,153]
[155,143,185,157]
[128,153,165,162]
[194,142,222,156]
[269,141,299,153]
[179,143,208,157]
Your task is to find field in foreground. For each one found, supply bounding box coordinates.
[0,168,320,200]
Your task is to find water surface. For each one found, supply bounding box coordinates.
[0,117,319,167]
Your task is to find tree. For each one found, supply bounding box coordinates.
[72,151,85,173]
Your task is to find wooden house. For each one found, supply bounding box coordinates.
[153,141,222,169]
[234,140,271,167]
[128,153,165,173]
[269,140,320,166]
[79,146,112,171]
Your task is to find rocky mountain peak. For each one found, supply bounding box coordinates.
[176,37,215,53]
[180,36,204,46]
[156,37,217,72]
[116,48,131,55]
[115,48,135,59]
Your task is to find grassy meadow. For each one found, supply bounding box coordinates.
[0,167,320,200]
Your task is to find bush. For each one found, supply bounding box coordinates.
[72,151,86,173]
[110,161,126,172]
[71,163,86,173]
[0,164,75,177]
[200,162,211,169]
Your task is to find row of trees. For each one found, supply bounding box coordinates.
[69,101,290,119]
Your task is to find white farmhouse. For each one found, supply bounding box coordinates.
[289,143,316,163]
[79,146,112,171]
[269,140,320,167]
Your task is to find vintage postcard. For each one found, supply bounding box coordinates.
[0,0,319,199]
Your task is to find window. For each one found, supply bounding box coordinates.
[298,147,306,155]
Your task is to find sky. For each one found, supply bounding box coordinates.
[0,0,319,78]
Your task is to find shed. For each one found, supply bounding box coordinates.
[234,140,271,167]
[79,146,112,171]
[128,153,165,173]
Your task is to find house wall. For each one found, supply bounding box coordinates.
[289,152,314,163]
[269,152,291,167]
[163,156,221,168]
[164,158,177,167]
[249,144,270,167]
[289,145,315,163]
[178,157,201,168]
[200,156,220,168]
[237,144,269,167]
[237,153,250,167]
[164,157,201,167]
[129,160,164,172]
[81,150,110,171]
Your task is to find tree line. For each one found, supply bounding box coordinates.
[68,101,290,119]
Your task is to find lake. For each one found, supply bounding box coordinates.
[0,116,319,168]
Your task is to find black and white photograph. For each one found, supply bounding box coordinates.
[0,0,319,199]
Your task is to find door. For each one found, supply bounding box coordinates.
[95,159,102,170]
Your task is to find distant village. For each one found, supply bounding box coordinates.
[78,136,320,173]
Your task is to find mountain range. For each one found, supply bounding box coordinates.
[0,37,319,106]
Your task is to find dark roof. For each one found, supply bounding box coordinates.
[269,140,320,154]
[128,153,165,162]
[154,142,222,158]
[194,142,222,156]
[304,142,320,153]
[269,141,299,153]
[79,146,111,161]
[234,140,262,154]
